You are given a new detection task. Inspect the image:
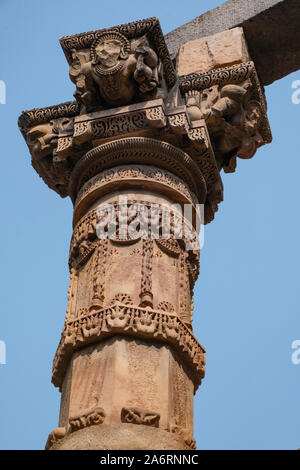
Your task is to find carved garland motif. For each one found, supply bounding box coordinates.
[157,301,175,313]
[69,201,200,274]
[74,165,199,212]
[52,305,206,390]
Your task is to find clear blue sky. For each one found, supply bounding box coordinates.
[0,0,299,450]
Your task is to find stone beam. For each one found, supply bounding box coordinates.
[165,0,300,86]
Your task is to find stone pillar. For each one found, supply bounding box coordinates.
[18,18,271,450]
[53,137,206,450]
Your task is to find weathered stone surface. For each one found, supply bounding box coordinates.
[176,27,250,76]
[166,0,300,86]
[18,16,273,451]
[51,423,190,450]
[58,336,195,448]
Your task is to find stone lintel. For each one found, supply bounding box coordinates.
[165,0,300,86]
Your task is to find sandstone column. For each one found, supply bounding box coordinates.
[18,18,271,450]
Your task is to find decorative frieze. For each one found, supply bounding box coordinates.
[68,200,200,272]
[74,164,199,218]
[52,304,206,390]
[68,137,206,203]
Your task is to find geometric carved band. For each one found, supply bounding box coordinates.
[73,164,199,225]
[52,304,206,391]
[68,137,207,203]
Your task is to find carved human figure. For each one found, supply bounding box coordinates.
[26,118,73,161]
[26,122,57,160]
[69,49,96,111]
[91,32,159,106]
[68,32,160,109]
[25,119,73,196]
[186,82,263,171]
[90,32,136,106]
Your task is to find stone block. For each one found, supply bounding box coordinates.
[176,27,250,77]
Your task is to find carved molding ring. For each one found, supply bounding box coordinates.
[52,304,206,391]
[68,137,207,203]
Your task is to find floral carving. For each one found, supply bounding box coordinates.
[110,293,134,305]
[157,301,175,313]
[74,164,198,215]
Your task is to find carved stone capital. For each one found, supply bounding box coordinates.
[180,61,272,174]
[69,406,106,433]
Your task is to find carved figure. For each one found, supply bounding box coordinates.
[121,407,160,427]
[186,81,264,171]
[68,32,160,109]
[69,407,106,432]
